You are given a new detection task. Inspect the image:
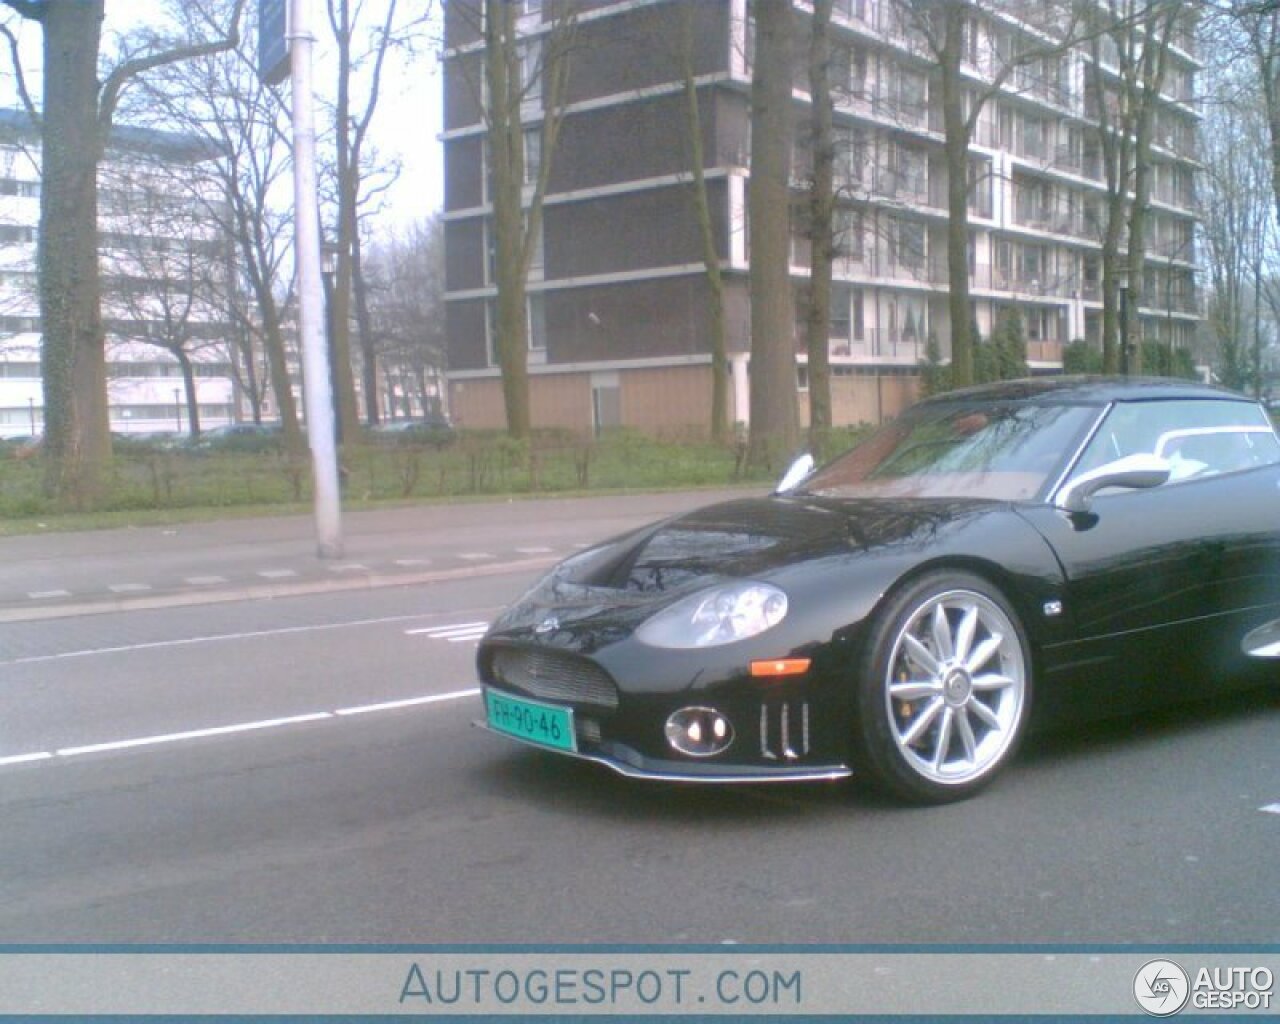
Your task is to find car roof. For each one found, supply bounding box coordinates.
[917,375,1249,409]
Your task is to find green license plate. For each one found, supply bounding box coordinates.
[485,689,577,752]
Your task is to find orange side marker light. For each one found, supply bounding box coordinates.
[750,658,811,678]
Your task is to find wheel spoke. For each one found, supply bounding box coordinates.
[902,633,940,676]
[966,696,1002,731]
[954,603,978,664]
[889,679,942,702]
[900,697,944,746]
[955,708,978,763]
[965,634,1003,674]
[972,672,1014,692]
[931,604,954,661]
[931,707,955,771]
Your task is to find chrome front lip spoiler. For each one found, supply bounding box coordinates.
[473,720,852,784]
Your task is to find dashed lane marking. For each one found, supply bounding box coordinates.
[458,552,496,561]
[1262,803,1280,815]
[185,576,228,586]
[515,546,554,555]
[108,584,151,594]
[0,689,481,769]
[257,569,300,579]
[327,563,369,573]
[394,559,432,567]
[27,590,71,601]
[406,621,489,643]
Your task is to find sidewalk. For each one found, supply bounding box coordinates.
[0,488,757,623]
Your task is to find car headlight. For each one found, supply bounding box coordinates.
[636,582,788,649]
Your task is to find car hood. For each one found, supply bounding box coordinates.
[489,495,1000,646]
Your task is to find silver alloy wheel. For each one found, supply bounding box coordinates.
[883,588,1026,787]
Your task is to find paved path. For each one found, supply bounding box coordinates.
[0,488,757,623]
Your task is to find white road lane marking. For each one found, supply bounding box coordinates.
[27,590,72,600]
[515,546,553,554]
[406,621,488,638]
[57,713,334,757]
[1262,803,1280,815]
[327,563,368,573]
[458,552,496,561]
[394,559,432,567]
[335,688,480,716]
[108,584,151,594]
[1,612,490,667]
[0,752,54,767]
[406,621,489,644]
[258,569,300,579]
[185,576,228,586]
[0,689,481,770]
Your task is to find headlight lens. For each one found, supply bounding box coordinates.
[636,582,788,649]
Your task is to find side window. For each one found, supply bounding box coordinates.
[1069,398,1280,485]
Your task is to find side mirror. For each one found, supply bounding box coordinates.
[774,453,815,495]
[1054,453,1172,514]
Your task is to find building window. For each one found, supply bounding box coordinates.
[528,293,546,353]
[523,127,541,186]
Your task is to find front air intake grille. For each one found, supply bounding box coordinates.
[490,648,620,712]
[760,701,812,762]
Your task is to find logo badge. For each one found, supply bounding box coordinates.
[534,615,559,635]
[1134,959,1190,1017]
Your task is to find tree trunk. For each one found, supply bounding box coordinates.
[39,0,110,507]
[352,226,380,424]
[330,0,362,443]
[746,0,800,472]
[678,7,730,444]
[937,8,974,387]
[177,348,202,436]
[805,0,834,453]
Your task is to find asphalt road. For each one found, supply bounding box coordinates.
[0,496,1277,943]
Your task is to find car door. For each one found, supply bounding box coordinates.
[1017,396,1280,716]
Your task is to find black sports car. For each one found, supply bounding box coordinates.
[475,377,1280,802]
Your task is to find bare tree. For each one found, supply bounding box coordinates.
[473,0,576,439]
[323,0,431,435]
[99,150,228,437]
[1090,0,1187,371]
[804,0,835,452]
[671,5,732,444]
[133,0,302,450]
[747,0,801,471]
[1199,24,1274,390]
[891,0,1080,387]
[364,216,446,419]
[0,0,243,506]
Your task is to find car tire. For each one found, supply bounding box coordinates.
[853,570,1032,804]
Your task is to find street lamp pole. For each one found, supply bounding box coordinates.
[288,0,343,559]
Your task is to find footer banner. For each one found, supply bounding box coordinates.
[0,946,1275,1018]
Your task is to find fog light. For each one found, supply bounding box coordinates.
[665,707,734,757]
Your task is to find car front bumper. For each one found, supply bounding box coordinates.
[472,716,852,783]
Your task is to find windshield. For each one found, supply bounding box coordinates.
[799,400,1099,501]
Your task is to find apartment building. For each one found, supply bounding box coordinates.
[441,0,1201,434]
[0,109,238,439]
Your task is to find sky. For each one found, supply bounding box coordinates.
[0,0,445,224]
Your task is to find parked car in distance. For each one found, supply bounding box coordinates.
[112,431,189,451]
[475,376,1280,804]
[369,415,456,447]
[189,423,284,453]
